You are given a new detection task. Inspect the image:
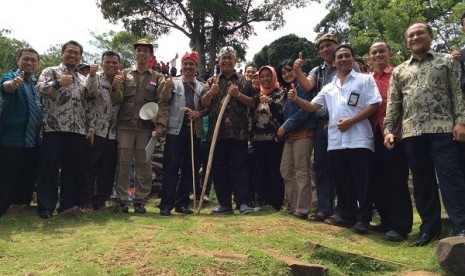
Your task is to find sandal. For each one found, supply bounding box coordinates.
[308,212,328,222]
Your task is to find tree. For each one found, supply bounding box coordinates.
[252,34,320,72]
[89,30,157,69]
[0,29,30,75]
[97,0,316,77]
[315,0,465,66]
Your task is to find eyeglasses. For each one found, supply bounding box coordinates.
[21,57,38,63]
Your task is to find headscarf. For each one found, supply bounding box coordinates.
[258,66,280,96]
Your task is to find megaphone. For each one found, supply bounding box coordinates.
[139,102,159,124]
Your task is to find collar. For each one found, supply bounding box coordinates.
[407,49,435,64]
[371,65,393,78]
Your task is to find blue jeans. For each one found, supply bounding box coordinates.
[403,134,465,235]
[212,139,250,208]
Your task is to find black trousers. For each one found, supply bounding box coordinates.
[0,146,39,216]
[253,140,284,210]
[403,134,465,235]
[82,136,118,207]
[36,132,87,213]
[329,148,372,223]
[371,128,412,235]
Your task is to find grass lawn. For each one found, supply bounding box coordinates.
[0,198,447,276]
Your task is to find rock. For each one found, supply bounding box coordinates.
[264,249,326,276]
[436,236,465,276]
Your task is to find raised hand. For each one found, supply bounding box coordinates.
[113,70,123,89]
[227,83,240,97]
[209,75,220,95]
[60,68,73,87]
[165,72,173,90]
[287,83,297,101]
[293,52,304,72]
[89,59,99,76]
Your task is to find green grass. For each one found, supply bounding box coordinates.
[0,199,446,276]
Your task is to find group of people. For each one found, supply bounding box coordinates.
[2,20,465,247]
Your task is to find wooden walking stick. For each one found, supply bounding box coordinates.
[195,93,231,215]
[180,107,197,211]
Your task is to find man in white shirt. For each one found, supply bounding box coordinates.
[288,44,381,234]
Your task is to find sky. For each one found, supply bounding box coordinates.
[0,0,328,68]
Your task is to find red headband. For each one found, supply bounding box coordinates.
[181,51,199,65]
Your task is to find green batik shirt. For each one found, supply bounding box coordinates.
[384,50,465,139]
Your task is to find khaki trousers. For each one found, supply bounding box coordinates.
[280,137,313,214]
[117,125,153,203]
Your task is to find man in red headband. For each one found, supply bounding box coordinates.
[158,52,209,215]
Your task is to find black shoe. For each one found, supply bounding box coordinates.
[351,222,370,234]
[292,212,308,220]
[134,203,147,214]
[175,206,193,215]
[119,202,129,213]
[456,230,465,237]
[159,208,171,216]
[410,233,439,247]
[39,210,53,219]
[211,205,234,215]
[385,230,407,242]
[370,224,388,233]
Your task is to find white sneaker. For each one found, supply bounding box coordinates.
[203,195,210,202]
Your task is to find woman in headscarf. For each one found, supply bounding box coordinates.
[251,66,285,211]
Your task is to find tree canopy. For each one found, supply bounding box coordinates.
[252,34,320,73]
[97,0,316,77]
[0,30,30,76]
[315,0,465,65]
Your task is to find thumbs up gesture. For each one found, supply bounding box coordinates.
[287,83,297,101]
[60,68,73,87]
[165,72,173,90]
[10,71,25,89]
[89,59,99,77]
[293,52,304,72]
[112,70,123,90]
[209,75,220,95]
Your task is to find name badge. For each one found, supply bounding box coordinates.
[348,92,360,107]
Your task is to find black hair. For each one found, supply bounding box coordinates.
[101,50,121,62]
[276,59,295,89]
[61,40,83,55]
[333,44,355,59]
[461,11,465,26]
[17,48,39,60]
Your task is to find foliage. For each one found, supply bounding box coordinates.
[315,0,465,66]
[252,34,321,72]
[0,29,30,76]
[89,30,157,69]
[97,0,317,77]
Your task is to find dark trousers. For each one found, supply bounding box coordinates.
[36,132,87,213]
[253,140,285,211]
[200,141,213,196]
[160,126,201,210]
[329,148,372,223]
[313,118,335,215]
[0,146,40,216]
[403,134,465,235]
[371,128,412,235]
[212,139,250,208]
[82,136,118,207]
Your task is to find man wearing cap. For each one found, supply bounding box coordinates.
[158,52,208,216]
[116,38,168,214]
[293,33,360,224]
[201,46,256,214]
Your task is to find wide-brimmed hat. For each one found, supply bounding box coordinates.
[133,38,154,52]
